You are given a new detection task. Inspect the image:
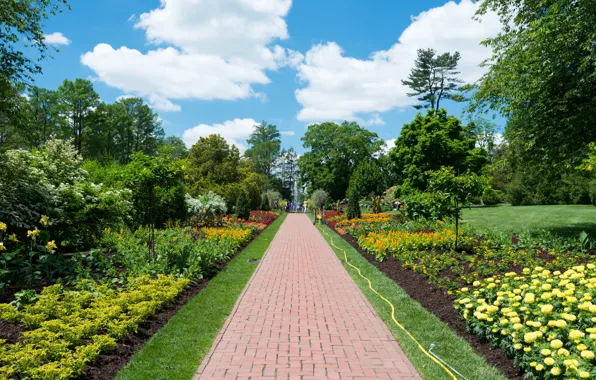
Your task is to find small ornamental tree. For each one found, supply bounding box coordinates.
[428,167,485,250]
[235,190,251,220]
[124,152,184,258]
[347,187,362,220]
[311,190,328,211]
[265,190,282,210]
[310,189,328,221]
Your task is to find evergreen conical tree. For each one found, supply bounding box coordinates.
[260,193,270,211]
[236,190,251,220]
[347,187,361,220]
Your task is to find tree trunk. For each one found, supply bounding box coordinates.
[454,199,459,251]
[436,78,445,113]
[149,186,155,259]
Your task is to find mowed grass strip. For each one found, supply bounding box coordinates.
[116,214,287,380]
[463,204,596,237]
[318,224,506,380]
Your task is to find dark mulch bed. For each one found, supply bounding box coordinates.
[334,229,523,380]
[0,319,25,345]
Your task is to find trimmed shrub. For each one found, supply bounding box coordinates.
[235,190,251,220]
[481,187,504,206]
[347,188,362,220]
[260,194,270,211]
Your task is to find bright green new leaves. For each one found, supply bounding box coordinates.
[390,110,487,192]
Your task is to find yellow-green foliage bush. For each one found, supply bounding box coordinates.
[0,275,188,379]
[455,265,596,379]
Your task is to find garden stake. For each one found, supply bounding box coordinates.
[318,225,465,380]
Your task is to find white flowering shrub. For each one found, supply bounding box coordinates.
[0,138,132,248]
[186,191,227,227]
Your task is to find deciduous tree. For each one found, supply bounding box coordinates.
[470,0,596,165]
[390,110,487,191]
[299,121,383,201]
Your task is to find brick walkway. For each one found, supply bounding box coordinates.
[195,214,421,380]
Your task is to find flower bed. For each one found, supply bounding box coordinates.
[327,212,596,378]
[0,275,188,379]
[248,211,279,226]
[331,213,591,292]
[456,265,596,379]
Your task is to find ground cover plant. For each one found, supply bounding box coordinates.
[0,275,188,379]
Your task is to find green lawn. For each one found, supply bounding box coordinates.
[317,223,506,380]
[116,214,286,380]
[463,204,596,237]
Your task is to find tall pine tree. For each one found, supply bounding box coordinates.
[402,49,464,112]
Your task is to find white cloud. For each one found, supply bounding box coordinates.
[44,32,71,46]
[147,93,182,112]
[128,14,137,22]
[364,114,385,126]
[82,0,296,110]
[383,139,397,154]
[182,118,259,152]
[295,0,501,123]
[280,130,296,136]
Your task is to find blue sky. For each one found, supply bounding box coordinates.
[36,0,503,153]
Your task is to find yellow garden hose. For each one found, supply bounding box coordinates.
[317,224,464,380]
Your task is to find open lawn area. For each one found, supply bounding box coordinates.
[462,204,596,237]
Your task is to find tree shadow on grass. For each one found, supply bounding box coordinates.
[540,223,596,239]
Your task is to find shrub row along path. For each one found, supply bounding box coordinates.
[195,214,420,379]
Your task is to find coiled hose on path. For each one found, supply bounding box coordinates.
[317,224,468,380]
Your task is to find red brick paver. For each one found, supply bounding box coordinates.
[195,214,421,380]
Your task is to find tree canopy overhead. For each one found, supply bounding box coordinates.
[1,0,70,86]
[470,0,596,165]
[298,121,384,201]
[402,48,465,112]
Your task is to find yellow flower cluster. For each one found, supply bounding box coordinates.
[27,229,40,239]
[359,228,456,261]
[335,214,392,227]
[455,265,596,379]
[0,275,189,379]
[0,222,6,232]
[202,227,252,245]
